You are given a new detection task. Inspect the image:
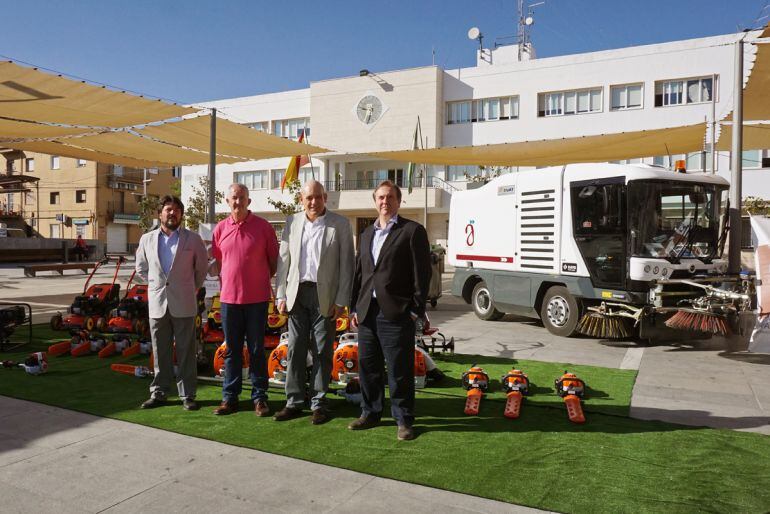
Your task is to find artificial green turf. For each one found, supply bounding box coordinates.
[1,326,769,513]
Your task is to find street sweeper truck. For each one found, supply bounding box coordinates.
[449,162,752,340]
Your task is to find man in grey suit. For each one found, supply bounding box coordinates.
[135,195,208,411]
[274,180,354,424]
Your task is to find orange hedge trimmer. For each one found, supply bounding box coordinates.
[501,368,530,419]
[461,366,489,415]
[555,371,586,424]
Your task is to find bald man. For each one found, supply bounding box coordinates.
[274,180,354,424]
[210,183,279,416]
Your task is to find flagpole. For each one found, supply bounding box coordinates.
[417,117,428,236]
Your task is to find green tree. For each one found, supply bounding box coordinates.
[186,176,225,231]
[267,178,303,215]
[137,195,161,232]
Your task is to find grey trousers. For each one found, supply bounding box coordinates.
[149,310,197,400]
[285,282,334,411]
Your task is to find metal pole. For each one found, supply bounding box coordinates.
[143,168,147,197]
[728,39,744,274]
[711,74,717,174]
[207,108,217,224]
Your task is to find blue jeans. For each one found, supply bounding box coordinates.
[221,302,268,403]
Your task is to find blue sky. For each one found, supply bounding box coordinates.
[0,0,766,104]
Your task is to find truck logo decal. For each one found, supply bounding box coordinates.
[456,254,514,264]
[561,262,577,273]
[465,223,475,246]
[497,185,516,196]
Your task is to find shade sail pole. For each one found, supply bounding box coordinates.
[207,109,217,224]
[728,39,743,274]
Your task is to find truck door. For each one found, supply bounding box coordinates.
[570,177,626,289]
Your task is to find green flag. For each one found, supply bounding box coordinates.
[406,120,419,194]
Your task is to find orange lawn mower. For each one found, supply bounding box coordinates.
[461,366,489,416]
[50,257,124,333]
[555,371,586,424]
[501,368,530,419]
[96,270,150,337]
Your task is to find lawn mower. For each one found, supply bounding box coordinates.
[97,269,149,337]
[501,368,530,419]
[555,371,586,424]
[202,294,225,344]
[50,257,123,332]
[461,366,489,416]
[0,302,31,352]
[263,297,288,350]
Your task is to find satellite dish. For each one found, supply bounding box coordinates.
[467,27,481,40]
[525,16,534,26]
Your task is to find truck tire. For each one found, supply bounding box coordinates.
[472,281,504,321]
[540,286,580,337]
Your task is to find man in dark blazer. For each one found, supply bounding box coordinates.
[349,180,431,441]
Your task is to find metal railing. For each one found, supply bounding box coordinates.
[322,176,457,193]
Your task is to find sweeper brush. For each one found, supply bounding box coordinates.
[664,309,730,335]
[576,313,631,339]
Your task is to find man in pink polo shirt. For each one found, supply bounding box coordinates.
[210,183,279,416]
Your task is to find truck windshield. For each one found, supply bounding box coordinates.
[628,180,727,262]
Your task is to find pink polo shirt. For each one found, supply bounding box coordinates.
[211,211,279,305]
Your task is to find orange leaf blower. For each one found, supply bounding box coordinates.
[501,368,530,419]
[555,371,586,424]
[461,366,489,415]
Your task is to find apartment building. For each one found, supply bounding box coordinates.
[181,30,767,246]
[0,151,178,252]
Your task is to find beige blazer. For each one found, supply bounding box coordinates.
[276,209,354,316]
[135,228,208,318]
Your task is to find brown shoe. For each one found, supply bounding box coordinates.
[213,401,239,416]
[397,425,415,441]
[254,400,270,417]
[273,406,303,421]
[311,409,329,425]
[348,416,379,430]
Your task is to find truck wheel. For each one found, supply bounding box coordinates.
[540,286,580,337]
[472,281,504,321]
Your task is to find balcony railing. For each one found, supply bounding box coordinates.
[322,176,457,193]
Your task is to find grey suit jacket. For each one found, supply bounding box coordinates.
[276,209,354,316]
[135,227,208,319]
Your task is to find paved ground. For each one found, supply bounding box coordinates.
[1,263,768,512]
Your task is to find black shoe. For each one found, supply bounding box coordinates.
[141,396,166,409]
[397,425,415,441]
[348,416,379,430]
[311,409,330,425]
[182,398,199,411]
[273,406,303,421]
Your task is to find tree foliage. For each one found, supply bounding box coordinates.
[266,179,303,215]
[743,196,770,216]
[186,176,226,231]
[137,195,161,232]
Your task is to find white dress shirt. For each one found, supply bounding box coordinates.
[370,215,398,298]
[299,213,326,283]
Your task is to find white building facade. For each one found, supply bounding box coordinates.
[182,30,767,246]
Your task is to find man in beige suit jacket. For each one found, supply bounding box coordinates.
[274,180,354,424]
[135,196,208,411]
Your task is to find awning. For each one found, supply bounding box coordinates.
[368,123,706,167]
[741,23,770,122]
[717,123,770,151]
[5,140,180,169]
[137,116,328,161]
[0,61,194,127]
[0,118,94,139]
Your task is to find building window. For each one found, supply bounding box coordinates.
[26,158,35,172]
[50,224,60,238]
[76,159,87,167]
[172,166,181,178]
[273,118,310,140]
[610,84,643,111]
[538,87,602,117]
[50,155,60,170]
[246,121,268,132]
[235,170,269,190]
[113,165,123,176]
[75,190,87,203]
[50,192,60,204]
[271,169,285,190]
[741,149,770,169]
[655,76,714,107]
[447,96,519,125]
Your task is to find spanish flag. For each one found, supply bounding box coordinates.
[281,131,310,191]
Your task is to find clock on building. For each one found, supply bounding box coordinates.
[355,94,384,125]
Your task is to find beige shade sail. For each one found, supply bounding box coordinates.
[5,140,179,168]
[0,61,194,127]
[54,131,243,165]
[368,123,707,167]
[0,118,95,139]
[716,123,770,151]
[138,115,329,160]
[742,23,770,121]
